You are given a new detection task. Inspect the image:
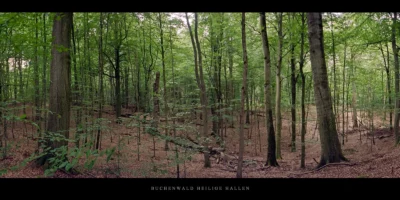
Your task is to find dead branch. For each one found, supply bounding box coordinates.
[378,135,392,139]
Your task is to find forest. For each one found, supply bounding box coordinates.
[0,12,399,178]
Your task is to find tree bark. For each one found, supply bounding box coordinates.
[290,13,296,152]
[350,51,358,128]
[237,12,248,178]
[391,12,400,144]
[260,12,279,167]
[96,13,104,150]
[307,12,347,167]
[275,13,283,159]
[186,13,211,167]
[34,14,40,125]
[299,12,307,169]
[39,12,73,165]
[158,13,170,151]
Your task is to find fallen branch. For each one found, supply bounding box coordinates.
[378,135,392,139]
[150,130,225,156]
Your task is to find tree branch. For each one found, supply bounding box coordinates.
[103,51,116,70]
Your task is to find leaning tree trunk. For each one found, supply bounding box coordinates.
[260,12,279,167]
[38,12,73,166]
[380,43,391,130]
[386,43,393,130]
[307,12,347,168]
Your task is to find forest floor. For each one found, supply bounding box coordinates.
[1,104,399,178]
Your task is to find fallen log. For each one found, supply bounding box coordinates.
[150,130,225,156]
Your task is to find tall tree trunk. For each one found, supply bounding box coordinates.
[115,47,121,119]
[299,12,307,169]
[158,13,170,151]
[96,13,104,150]
[351,51,358,128]
[34,14,40,126]
[237,12,248,178]
[195,13,211,168]
[228,36,234,128]
[275,13,283,159]
[260,12,279,167]
[386,43,393,130]
[151,71,160,153]
[18,55,25,115]
[71,16,81,146]
[186,12,211,167]
[307,12,347,167]
[169,21,179,177]
[329,13,338,118]
[391,12,400,144]
[342,42,347,145]
[41,13,48,149]
[38,12,73,165]
[290,13,296,152]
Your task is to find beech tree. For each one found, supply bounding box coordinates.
[307,12,347,167]
[38,12,73,165]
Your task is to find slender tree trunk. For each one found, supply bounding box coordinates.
[299,12,307,169]
[351,52,358,128]
[186,12,210,167]
[228,37,234,128]
[260,12,279,167]
[169,21,179,177]
[275,12,283,159]
[391,12,400,144]
[34,14,40,129]
[386,43,392,130]
[151,72,160,158]
[41,13,48,149]
[342,42,347,145]
[158,13,170,151]
[237,12,248,178]
[115,47,121,119]
[307,12,347,167]
[330,13,338,118]
[71,16,82,147]
[96,13,104,150]
[18,55,25,115]
[290,13,296,152]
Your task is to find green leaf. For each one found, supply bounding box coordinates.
[19,114,27,120]
[65,163,73,171]
[106,147,116,162]
[59,161,68,169]
[0,169,7,176]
